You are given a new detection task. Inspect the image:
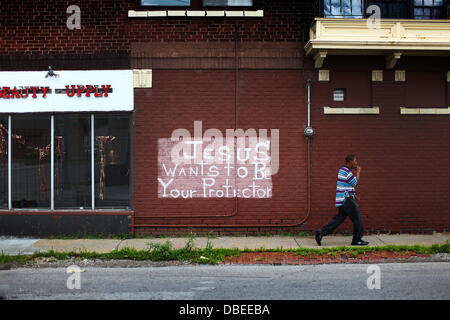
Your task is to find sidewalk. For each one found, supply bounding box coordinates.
[1,233,449,255]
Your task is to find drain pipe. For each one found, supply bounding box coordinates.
[304,79,315,138]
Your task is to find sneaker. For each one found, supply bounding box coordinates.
[315,229,323,246]
[351,240,369,246]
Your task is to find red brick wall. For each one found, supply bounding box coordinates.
[0,0,312,56]
[133,69,310,234]
[2,0,450,235]
[328,71,372,108]
[133,63,450,235]
[309,58,450,234]
[405,71,447,107]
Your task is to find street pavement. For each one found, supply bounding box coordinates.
[1,263,449,300]
[0,233,449,255]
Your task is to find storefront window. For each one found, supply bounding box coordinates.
[0,117,8,208]
[54,114,92,209]
[0,113,132,211]
[12,115,51,209]
[94,114,131,209]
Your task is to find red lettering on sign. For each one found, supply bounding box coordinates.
[2,87,11,99]
[94,86,103,97]
[101,85,111,97]
[41,87,49,98]
[0,85,112,99]
[66,85,76,97]
[76,85,84,97]
[85,85,94,97]
[10,87,20,99]
[20,88,29,98]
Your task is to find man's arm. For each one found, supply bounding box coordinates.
[347,168,359,187]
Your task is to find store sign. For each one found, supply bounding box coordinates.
[0,70,134,112]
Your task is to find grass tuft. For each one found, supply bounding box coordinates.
[1,242,448,266]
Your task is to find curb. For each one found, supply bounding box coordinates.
[220,251,448,265]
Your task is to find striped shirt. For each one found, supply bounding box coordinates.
[335,166,357,207]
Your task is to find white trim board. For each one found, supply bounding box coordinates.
[400,107,450,115]
[323,107,380,115]
[128,10,264,18]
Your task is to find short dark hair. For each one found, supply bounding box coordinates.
[345,154,356,163]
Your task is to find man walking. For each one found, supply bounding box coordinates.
[315,154,369,246]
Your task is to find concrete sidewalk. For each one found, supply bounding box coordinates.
[1,233,449,255]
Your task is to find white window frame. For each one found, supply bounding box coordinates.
[4,113,131,211]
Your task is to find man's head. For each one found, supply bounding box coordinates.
[345,154,357,169]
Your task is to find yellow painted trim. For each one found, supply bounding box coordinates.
[133,69,153,88]
[372,70,383,82]
[167,11,186,17]
[324,107,380,115]
[395,70,406,82]
[306,19,450,68]
[225,11,244,17]
[128,10,264,18]
[400,107,450,115]
[318,70,330,82]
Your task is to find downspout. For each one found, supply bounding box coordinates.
[304,79,315,138]
[308,79,311,127]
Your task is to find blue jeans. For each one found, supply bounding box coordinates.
[320,197,364,242]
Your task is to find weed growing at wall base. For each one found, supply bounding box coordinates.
[0,242,448,266]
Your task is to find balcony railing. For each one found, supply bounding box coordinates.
[305,18,450,68]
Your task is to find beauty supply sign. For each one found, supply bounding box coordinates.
[0,70,134,113]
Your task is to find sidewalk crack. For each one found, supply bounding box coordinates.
[375,235,386,245]
[115,239,124,251]
[293,237,302,248]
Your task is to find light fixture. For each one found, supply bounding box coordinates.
[333,88,346,102]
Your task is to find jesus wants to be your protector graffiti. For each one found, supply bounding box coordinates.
[158,121,279,199]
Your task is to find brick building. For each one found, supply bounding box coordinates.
[0,0,449,236]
